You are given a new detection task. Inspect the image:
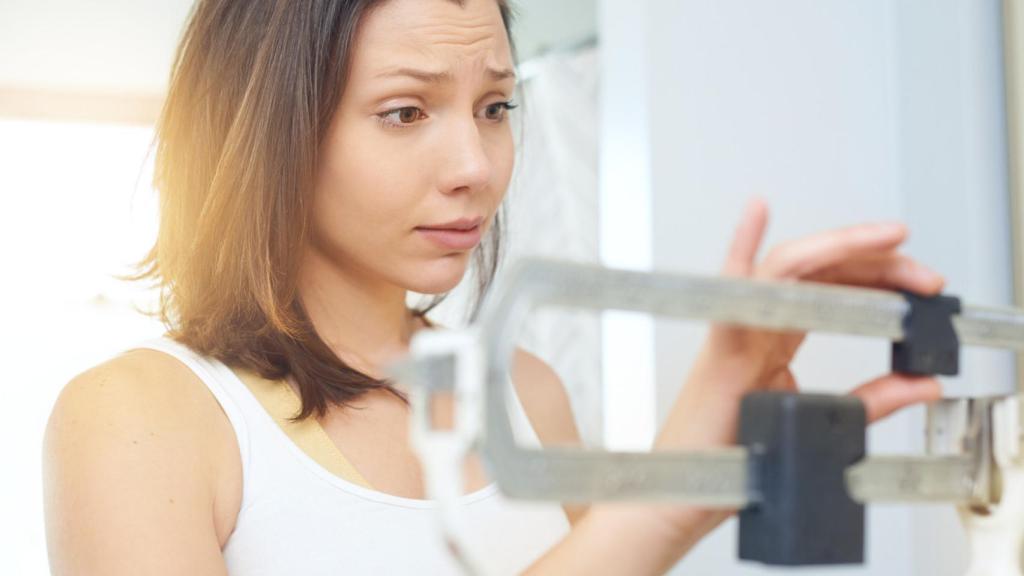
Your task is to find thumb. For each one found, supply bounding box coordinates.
[722,197,769,277]
[849,374,942,423]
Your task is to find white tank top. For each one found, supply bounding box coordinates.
[133,337,570,575]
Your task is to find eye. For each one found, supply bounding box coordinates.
[479,101,518,122]
[377,106,427,128]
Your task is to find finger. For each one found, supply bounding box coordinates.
[849,374,942,423]
[721,197,769,277]
[765,367,799,392]
[757,222,909,281]
[808,252,946,295]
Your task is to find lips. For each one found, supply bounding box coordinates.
[418,216,484,231]
[416,216,484,250]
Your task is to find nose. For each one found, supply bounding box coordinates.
[436,117,492,195]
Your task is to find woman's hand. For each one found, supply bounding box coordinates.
[643,198,946,557]
[658,198,945,449]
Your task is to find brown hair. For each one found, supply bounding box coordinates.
[135,0,516,419]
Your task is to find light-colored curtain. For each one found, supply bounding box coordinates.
[508,45,601,446]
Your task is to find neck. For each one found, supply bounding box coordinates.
[297,247,419,378]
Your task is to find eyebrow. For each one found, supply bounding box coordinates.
[375,66,517,83]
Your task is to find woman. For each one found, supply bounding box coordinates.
[42,0,945,574]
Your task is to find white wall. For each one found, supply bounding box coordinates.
[0,0,194,94]
[600,0,1013,574]
[0,119,166,576]
[597,0,656,451]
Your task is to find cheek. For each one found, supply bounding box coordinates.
[312,131,426,258]
[487,127,515,202]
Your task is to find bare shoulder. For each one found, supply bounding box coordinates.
[50,348,220,428]
[46,348,237,461]
[510,347,581,447]
[43,347,237,575]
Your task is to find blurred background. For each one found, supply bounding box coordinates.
[3,0,1024,574]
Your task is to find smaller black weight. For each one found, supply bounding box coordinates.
[892,292,961,377]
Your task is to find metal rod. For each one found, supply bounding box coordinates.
[847,456,977,503]
[491,447,753,507]
[489,259,1024,351]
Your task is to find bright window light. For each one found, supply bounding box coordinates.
[0,118,165,575]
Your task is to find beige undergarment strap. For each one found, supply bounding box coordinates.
[232,367,374,490]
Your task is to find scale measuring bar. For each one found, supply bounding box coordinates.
[455,259,1024,508]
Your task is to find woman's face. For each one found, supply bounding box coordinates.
[311,0,516,295]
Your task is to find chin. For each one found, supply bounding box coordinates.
[404,254,472,294]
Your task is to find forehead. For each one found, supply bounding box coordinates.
[352,0,512,75]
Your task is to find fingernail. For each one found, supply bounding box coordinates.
[916,267,944,286]
[745,197,765,216]
[877,222,906,235]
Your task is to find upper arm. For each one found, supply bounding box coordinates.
[511,348,582,447]
[43,350,235,576]
[511,348,588,524]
